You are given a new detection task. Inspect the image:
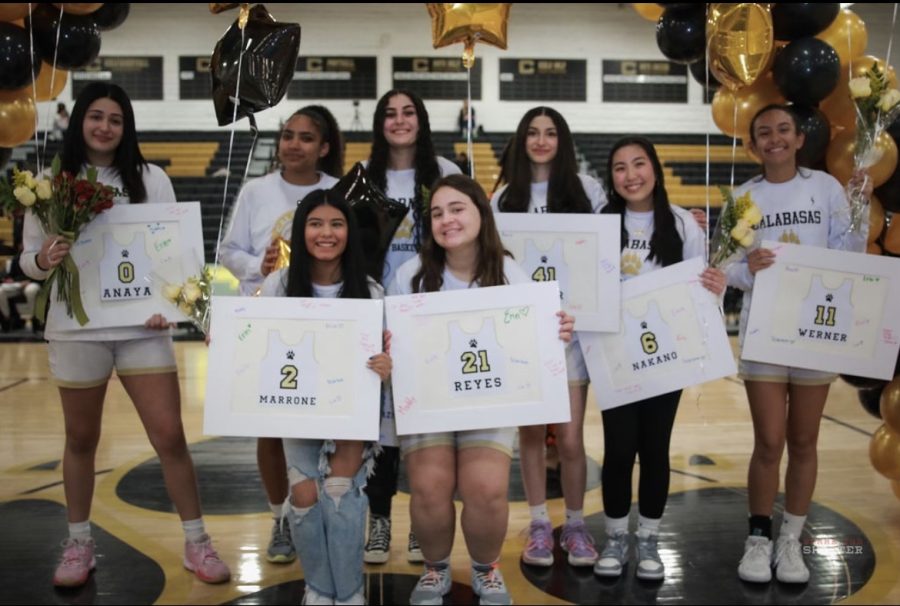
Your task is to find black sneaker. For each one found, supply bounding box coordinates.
[364,515,391,564]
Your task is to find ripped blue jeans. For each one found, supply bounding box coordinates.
[283,438,377,602]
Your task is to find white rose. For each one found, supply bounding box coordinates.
[35,179,52,201]
[731,220,750,242]
[739,233,755,248]
[849,77,872,99]
[13,185,36,207]
[162,284,182,303]
[878,89,900,112]
[182,282,202,304]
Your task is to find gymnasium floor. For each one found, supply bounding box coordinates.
[1,339,898,605]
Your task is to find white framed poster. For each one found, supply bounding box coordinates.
[742,241,900,380]
[52,202,205,329]
[386,282,571,435]
[581,256,737,410]
[494,213,621,332]
[204,296,384,441]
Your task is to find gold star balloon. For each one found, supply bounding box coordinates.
[427,3,511,69]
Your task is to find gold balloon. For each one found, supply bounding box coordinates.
[711,72,784,140]
[53,3,103,15]
[272,236,292,272]
[816,8,868,66]
[826,130,898,187]
[868,195,884,244]
[0,88,36,148]
[427,3,511,68]
[867,241,882,255]
[632,3,664,22]
[209,3,241,13]
[870,424,900,481]
[821,56,898,133]
[707,3,775,90]
[881,378,900,436]
[885,212,900,255]
[33,62,68,102]
[0,3,30,21]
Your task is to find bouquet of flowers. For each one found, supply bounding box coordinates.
[162,265,214,334]
[847,61,900,233]
[0,157,117,325]
[709,185,763,269]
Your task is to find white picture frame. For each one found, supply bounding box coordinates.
[581,256,737,410]
[204,296,385,441]
[494,213,621,332]
[386,282,571,435]
[52,202,205,329]
[742,241,900,380]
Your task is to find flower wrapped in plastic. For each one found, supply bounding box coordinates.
[162,265,213,335]
[847,62,900,233]
[0,157,118,325]
[710,186,763,269]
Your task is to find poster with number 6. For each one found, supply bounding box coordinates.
[51,202,205,329]
[204,296,384,441]
[742,241,900,380]
[386,282,571,435]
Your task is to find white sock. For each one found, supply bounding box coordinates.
[291,503,313,520]
[781,511,807,539]
[426,556,451,570]
[637,515,661,538]
[471,557,498,573]
[269,502,283,519]
[565,509,584,525]
[529,504,550,523]
[182,518,206,543]
[68,520,91,541]
[323,477,352,509]
[605,514,629,536]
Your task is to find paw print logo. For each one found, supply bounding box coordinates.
[121,249,130,258]
[541,255,548,263]
[621,252,642,276]
[779,230,801,244]
[469,339,478,348]
[286,350,295,360]
[825,294,833,303]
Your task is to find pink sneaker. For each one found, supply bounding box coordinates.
[184,534,231,584]
[53,538,96,587]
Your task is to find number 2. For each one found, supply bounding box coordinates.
[280,365,298,389]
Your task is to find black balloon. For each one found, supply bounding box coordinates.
[0,23,41,91]
[772,3,840,41]
[211,5,301,127]
[91,3,130,31]
[792,105,831,168]
[773,38,840,106]
[656,6,706,65]
[841,374,888,390]
[330,163,409,282]
[689,58,721,92]
[878,116,900,212]
[28,4,101,70]
[858,385,886,419]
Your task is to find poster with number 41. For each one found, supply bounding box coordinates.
[742,241,900,380]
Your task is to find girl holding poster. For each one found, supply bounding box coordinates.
[220,105,342,565]
[729,105,870,585]
[362,89,461,565]
[491,106,606,568]
[389,174,574,606]
[20,83,231,587]
[260,188,392,606]
[594,136,724,581]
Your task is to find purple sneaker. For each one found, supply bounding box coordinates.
[561,521,598,566]
[522,520,554,566]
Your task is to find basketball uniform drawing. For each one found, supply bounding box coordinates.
[99,232,153,301]
[797,275,853,344]
[258,330,320,406]
[623,300,679,373]
[446,317,508,398]
[523,239,570,303]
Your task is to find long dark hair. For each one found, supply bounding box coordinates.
[280,105,344,178]
[497,106,591,213]
[285,189,372,299]
[412,174,509,293]
[368,89,441,247]
[62,82,148,203]
[603,136,684,267]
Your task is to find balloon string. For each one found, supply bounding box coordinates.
[704,17,711,265]
[213,22,248,270]
[886,4,898,71]
[466,67,474,179]
[39,4,65,170]
[26,3,41,174]
[730,100,737,190]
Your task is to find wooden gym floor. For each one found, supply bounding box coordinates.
[0,339,898,605]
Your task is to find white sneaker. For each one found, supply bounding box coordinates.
[738,535,773,583]
[335,590,366,605]
[302,587,334,605]
[471,565,512,605]
[410,566,452,605]
[775,534,809,583]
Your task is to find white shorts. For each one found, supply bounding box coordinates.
[48,337,177,388]
[738,359,836,386]
[400,426,517,458]
[566,336,589,386]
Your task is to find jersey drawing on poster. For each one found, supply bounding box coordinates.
[99,232,154,301]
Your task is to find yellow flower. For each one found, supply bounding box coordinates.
[182,282,202,304]
[178,301,194,316]
[13,168,36,190]
[162,284,182,303]
[738,233,755,248]
[14,185,36,207]
[878,89,900,112]
[35,179,52,201]
[849,77,872,99]
[731,219,751,242]
[743,204,763,226]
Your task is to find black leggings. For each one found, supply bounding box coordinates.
[365,445,400,518]
[600,390,681,520]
